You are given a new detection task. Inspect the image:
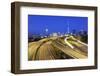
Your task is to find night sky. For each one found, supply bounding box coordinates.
[28,15,88,36]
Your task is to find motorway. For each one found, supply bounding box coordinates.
[28,36,88,60]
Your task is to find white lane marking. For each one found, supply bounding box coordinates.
[77,40,88,46]
[70,36,88,46]
[64,37,74,49]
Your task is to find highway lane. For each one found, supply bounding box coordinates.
[37,41,56,60]
[64,36,88,55]
[28,36,88,60]
[52,40,87,59]
[28,42,42,60]
[68,40,87,55]
[28,38,55,60]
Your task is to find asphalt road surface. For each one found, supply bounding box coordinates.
[28,36,88,60]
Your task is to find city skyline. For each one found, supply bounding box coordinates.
[28,15,88,37]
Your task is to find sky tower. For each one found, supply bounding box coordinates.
[45,28,48,37]
[45,28,48,33]
[67,21,70,34]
